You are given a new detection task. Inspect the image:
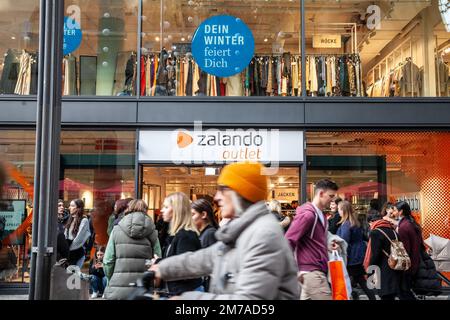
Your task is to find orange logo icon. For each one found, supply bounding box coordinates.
[177,131,193,148]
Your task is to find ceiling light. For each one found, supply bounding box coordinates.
[155,36,160,41]
[181,37,186,42]
[11,36,16,40]
[264,38,268,42]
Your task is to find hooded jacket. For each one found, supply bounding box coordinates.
[285,203,328,274]
[103,212,161,300]
[157,201,299,300]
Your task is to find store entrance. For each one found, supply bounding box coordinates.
[139,165,301,220]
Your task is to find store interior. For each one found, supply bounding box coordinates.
[0,0,448,96]
[140,165,300,218]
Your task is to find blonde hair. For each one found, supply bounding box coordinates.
[127,199,148,214]
[338,200,360,228]
[268,200,281,214]
[165,192,199,236]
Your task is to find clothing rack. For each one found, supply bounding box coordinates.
[367,37,419,97]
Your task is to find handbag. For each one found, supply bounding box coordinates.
[328,250,352,300]
[67,239,85,265]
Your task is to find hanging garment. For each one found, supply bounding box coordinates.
[14,51,32,95]
[330,56,337,88]
[333,57,341,96]
[266,58,273,95]
[317,57,326,96]
[437,61,449,96]
[354,55,361,97]
[0,49,20,94]
[339,56,350,96]
[372,80,383,97]
[309,56,318,94]
[196,69,208,96]
[400,60,421,97]
[124,54,136,92]
[223,73,244,96]
[305,56,311,93]
[192,62,200,95]
[326,57,333,96]
[145,56,151,96]
[139,56,146,96]
[291,58,299,96]
[261,57,268,90]
[185,59,193,96]
[183,58,189,96]
[347,60,356,96]
[277,58,282,96]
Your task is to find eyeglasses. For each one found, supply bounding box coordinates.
[217,185,231,193]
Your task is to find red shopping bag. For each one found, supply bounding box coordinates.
[328,250,352,300]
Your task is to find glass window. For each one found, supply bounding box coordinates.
[60,131,136,247]
[0,130,36,285]
[141,165,300,221]
[306,131,450,240]
[305,0,450,97]
[141,0,301,97]
[63,1,138,96]
[0,1,39,96]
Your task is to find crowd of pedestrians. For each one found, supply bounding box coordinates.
[51,161,441,300]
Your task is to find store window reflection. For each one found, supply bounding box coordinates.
[141,0,301,97]
[62,0,138,96]
[0,1,39,96]
[0,130,35,285]
[306,131,450,240]
[60,131,136,248]
[305,0,449,97]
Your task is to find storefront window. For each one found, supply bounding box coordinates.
[305,0,450,97]
[60,131,136,248]
[141,0,301,97]
[141,166,300,220]
[0,130,36,285]
[306,131,450,240]
[63,1,138,96]
[0,1,40,96]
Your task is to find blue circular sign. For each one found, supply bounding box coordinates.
[191,15,255,78]
[63,17,82,55]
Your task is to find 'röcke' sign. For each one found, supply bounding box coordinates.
[191,15,255,78]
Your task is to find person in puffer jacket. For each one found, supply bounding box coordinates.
[103,199,161,300]
[412,249,442,296]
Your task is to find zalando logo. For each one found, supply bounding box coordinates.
[177,131,194,148]
[177,130,265,148]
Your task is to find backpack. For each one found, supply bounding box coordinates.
[376,228,411,271]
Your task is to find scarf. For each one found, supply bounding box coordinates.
[363,219,395,271]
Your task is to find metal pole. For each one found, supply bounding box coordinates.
[29,0,46,300]
[136,0,142,97]
[301,0,306,97]
[30,0,64,300]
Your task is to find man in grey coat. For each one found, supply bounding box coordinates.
[150,162,299,300]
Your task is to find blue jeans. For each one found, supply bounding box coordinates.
[90,275,107,294]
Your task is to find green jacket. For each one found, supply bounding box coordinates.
[103,211,161,300]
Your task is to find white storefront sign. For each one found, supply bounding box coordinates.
[139,127,304,165]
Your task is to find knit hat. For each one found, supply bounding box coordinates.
[217,162,268,203]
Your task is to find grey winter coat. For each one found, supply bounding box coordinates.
[103,211,161,300]
[158,201,300,300]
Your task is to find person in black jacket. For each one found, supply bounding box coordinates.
[56,200,69,261]
[365,219,402,300]
[89,246,107,299]
[159,192,202,295]
[328,197,342,234]
[191,199,219,249]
